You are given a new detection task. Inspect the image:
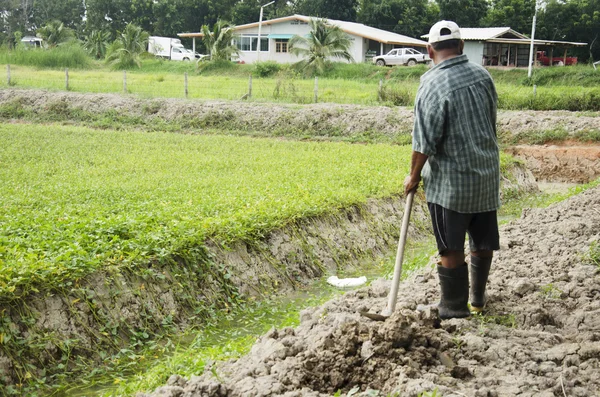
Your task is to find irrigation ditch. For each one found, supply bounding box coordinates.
[0,88,599,395]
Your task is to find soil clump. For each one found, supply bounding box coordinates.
[142,186,600,397]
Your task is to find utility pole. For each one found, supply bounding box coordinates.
[256,1,275,63]
[527,0,540,79]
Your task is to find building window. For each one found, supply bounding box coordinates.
[275,39,289,53]
[236,35,268,52]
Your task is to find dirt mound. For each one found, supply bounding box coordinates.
[1,89,599,138]
[141,186,600,397]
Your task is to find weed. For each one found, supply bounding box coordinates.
[585,241,600,267]
[451,336,464,350]
[379,84,413,106]
[574,129,600,142]
[540,283,563,299]
[418,389,439,397]
[474,311,517,332]
[142,101,162,115]
[0,97,28,118]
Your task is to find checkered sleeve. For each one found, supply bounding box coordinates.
[412,91,445,157]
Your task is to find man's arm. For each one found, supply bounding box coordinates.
[404,151,428,195]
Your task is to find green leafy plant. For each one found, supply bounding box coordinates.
[289,18,353,75]
[540,283,563,299]
[586,241,600,267]
[106,23,149,69]
[82,29,111,59]
[200,20,240,62]
[36,20,75,47]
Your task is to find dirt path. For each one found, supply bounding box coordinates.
[142,186,600,397]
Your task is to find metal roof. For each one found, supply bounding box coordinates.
[421,27,527,41]
[421,27,586,47]
[461,27,528,40]
[487,37,587,46]
[179,14,428,47]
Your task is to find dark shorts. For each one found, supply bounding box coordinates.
[428,202,500,255]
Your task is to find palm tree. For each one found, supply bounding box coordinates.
[83,30,111,60]
[106,23,149,69]
[37,20,74,48]
[200,20,240,61]
[288,18,353,75]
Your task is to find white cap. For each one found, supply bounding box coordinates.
[428,20,461,44]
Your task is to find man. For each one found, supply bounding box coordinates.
[404,20,500,319]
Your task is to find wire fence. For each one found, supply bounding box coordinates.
[0,64,412,106]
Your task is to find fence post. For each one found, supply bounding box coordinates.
[123,70,127,93]
[314,76,318,103]
[65,68,69,91]
[378,79,383,101]
[184,72,188,98]
[7,64,10,86]
[248,74,252,98]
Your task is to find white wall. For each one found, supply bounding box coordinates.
[463,42,485,65]
[236,20,365,64]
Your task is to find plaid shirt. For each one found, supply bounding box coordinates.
[412,54,500,213]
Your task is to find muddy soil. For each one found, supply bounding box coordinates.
[1,89,599,139]
[507,144,600,183]
[142,186,600,397]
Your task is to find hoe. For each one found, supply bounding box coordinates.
[360,191,415,321]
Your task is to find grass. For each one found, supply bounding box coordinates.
[0,122,411,300]
[0,43,93,69]
[586,241,600,267]
[498,177,600,221]
[1,62,600,110]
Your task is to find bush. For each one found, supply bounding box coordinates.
[379,84,413,106]
[196,59,239,75]
[254,61,281,77]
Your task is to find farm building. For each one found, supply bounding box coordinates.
[422,27,587,67]
[178,14,428,64]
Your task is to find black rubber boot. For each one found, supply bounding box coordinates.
[470,256,492,313]
[437,263,471,319]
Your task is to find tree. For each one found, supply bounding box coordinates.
[83,30,111,59]
[105,23,149,69]
[357,0,438,38]
[437,0,488,27]
[84,0,134,38]
[483,0,536,35]
[288,18,353,74]
[31,0,85,31]
[538,0,600,62]
[36,20,75,47]
[295,0,359,21]
[1,0,33,47]
[200,20,240,61]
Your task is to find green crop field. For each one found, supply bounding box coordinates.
[0,122,411,300]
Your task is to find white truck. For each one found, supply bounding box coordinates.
[148,36,195,61]
[373,48,430,66]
